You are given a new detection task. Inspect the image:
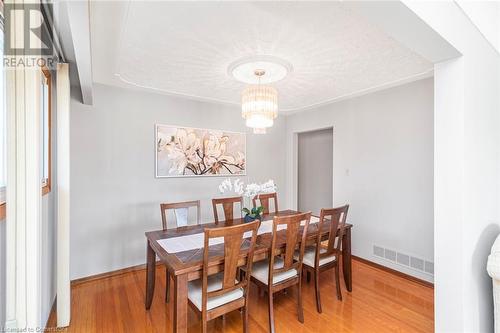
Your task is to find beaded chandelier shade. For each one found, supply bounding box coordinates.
[241,70,278,134]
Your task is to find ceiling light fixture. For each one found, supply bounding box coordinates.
[229,56,291,134]
[241,69,278,134]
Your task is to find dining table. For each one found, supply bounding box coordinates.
[144,209,353,333]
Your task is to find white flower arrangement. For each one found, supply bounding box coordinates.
[218,178,277,221]
[219,178,276,199]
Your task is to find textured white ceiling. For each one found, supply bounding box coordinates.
[91,1,432,112]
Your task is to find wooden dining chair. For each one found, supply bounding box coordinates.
[160,200,201,303]
[252,192,279,214]
[212,196,243,223]
[187,220,261,333]
[301,204,349,313]
[248,212,311,333]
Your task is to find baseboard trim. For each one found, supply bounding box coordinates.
[71,257,433,289]
[352,255,434,289]
[71,261,162,286]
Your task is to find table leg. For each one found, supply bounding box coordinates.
[342,228,352,292]
[145,240,156,309]
[174,274,188,333]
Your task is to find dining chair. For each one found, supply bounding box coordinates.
[301,205,349,313]
[212,196,243,223]
[160,200,201,230]
[248,212,311,333]
[187,220,261,333]
[252,192,279,215]
[160,200,201,303]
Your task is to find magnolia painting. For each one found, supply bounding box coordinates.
[156,124,246,177]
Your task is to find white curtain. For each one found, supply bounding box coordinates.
[5,5,43,328]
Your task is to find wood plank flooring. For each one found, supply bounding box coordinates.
[46,259,434,332]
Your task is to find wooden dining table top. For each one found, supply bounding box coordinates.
[145,210,353,278]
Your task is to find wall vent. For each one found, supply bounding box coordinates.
[373,245,384,257]
[372,245,433,276]
[396,253,410,266]
[410,257,424,271]
[384,248,397,262]
[424,261,434,274]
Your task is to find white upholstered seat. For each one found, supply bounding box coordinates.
[251,257,298,285]
[295,247,336,268]
[188,273,244,311]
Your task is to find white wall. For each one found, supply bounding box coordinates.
[403,2,500,332]
[286,78,434,282]
[69,83,287,280]
[456,0,500,55]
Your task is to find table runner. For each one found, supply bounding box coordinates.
[158,216,320,254]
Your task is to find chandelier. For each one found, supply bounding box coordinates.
[228,56,291,134]
[241,70,278,134]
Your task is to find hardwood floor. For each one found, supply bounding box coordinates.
[46,259,434,332]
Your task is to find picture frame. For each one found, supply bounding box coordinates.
[155,124,247,178]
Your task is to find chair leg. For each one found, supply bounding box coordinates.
[202,317,208,333]
[165,269,170,303]
[243,306,249,333]
[335,264,343,301]
[268,288,275,333]
[297,281,304,323]
[314,269,322,313]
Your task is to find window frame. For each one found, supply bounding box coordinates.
[41,67,52,196]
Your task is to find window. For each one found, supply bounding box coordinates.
[41,68,51,195]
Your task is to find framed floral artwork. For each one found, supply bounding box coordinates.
[155,124,246,177]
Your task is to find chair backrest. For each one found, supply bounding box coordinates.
[202,220,261,312]
[212,196,243,223]
[160,200,201,230]
[252,192,278,214]
[269,212,311,282]
[315,205,349,263]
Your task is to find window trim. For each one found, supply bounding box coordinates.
[41,67,52,196]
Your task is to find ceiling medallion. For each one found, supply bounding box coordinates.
[229,56,292,134]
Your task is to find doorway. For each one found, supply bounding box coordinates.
[297,128,333,215]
